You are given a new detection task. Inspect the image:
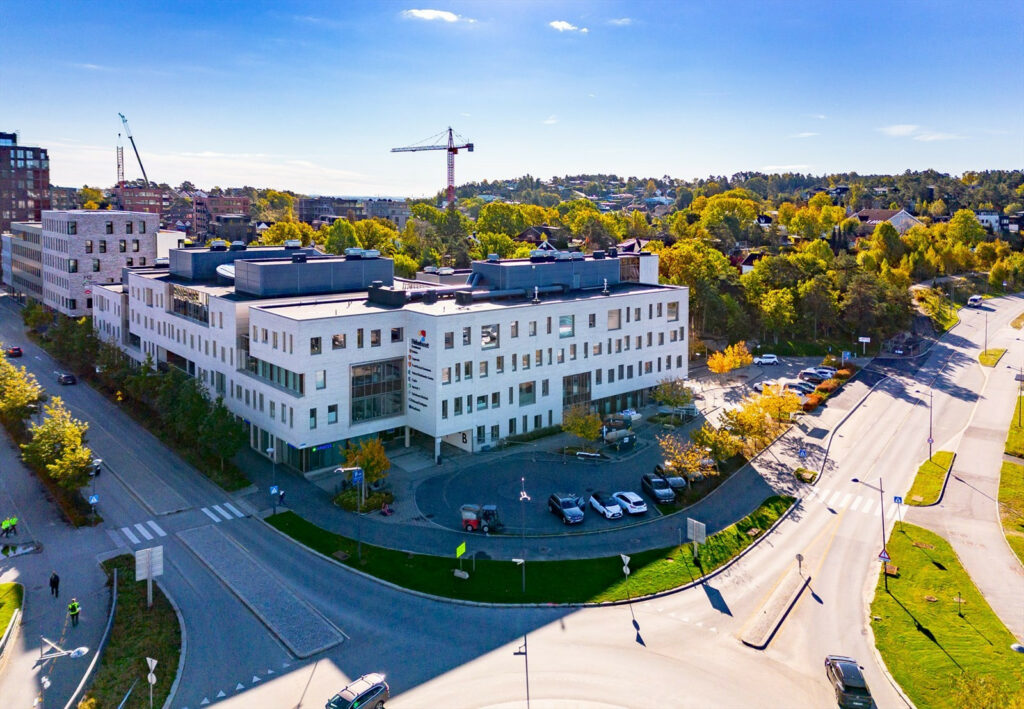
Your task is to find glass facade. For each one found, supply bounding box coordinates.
[351,358,404,423]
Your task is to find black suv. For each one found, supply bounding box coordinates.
[326,672,389,709]
[55,371,77,385]
[548,492,585,524]
[824,655,872,708]
[641,473,675,503]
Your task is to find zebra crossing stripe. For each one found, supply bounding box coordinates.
[147,520,167,537]
[134,522,154,541]
[201,507,221,522]
[120,526,140,545]
[223,502,245,518]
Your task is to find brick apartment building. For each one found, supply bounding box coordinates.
[192,193,251,237]
[1,132,51,234]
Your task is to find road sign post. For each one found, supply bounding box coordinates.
[796,553,804,576]
[146,657,157,709]
[894,495,904,531]
[687,518,706,564]
[858,336,870,356]
[135,547,164,609]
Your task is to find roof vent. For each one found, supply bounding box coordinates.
[437,267,455,275]
[593,250,606,259]
[370,280,384,289]
[554,252,572,261]
[344,247,364,259]
[423,290,438,304]
[529,249,548,262]
[487,253,499,262]
[423,265,438,273]
[291,253,307,263]
[284,239,302,249]
[209,239,228,251]
[362,249,381,259]
[607,247,618,258]
[229,240,247,251]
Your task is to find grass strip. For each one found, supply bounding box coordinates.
[870,524,1024,709]
[979,348,1006,367]
[268,495,794,604]
[1007,396,1024,458]
[0,582,24,634]
[904,451,954,506]
[998,461,1024,567]
[81,555,181,709]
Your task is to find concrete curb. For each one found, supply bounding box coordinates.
[257,497,798,609]
[740,573,810,650]
[64,567,118,709]
[0,582,24,676]
[158,579,187,709]
[866,605,917,708]
[908,452,957,508]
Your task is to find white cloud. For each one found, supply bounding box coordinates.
[914,131,962,142]
[549,20,587,33]
[542,115,558,125]
[608,18,632,26]
[809,113,827,120]
[879,124,920,137]
[402,9,474,23]
[69,62,113,72]
[789,132,819,139]
[761,164,812,172]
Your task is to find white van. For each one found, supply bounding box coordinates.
[967,295,983,307]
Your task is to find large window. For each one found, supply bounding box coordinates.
[608,309,621,330]
[171,284,209,324]
[667,301,679,322]
[350,358,404,423]
[559,315,574,338]
[519,381,536,406]
[310,337,322,355]
[563,372,592,408]
[332,333,346,349]
[481,324,499,349]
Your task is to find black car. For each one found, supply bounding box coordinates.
[55,371,77,385]
[548,492,585,524]
[5,346,23,358]
[641,473,675,503]
[798,369,826,384]
[824,655,872,708]
[653,466,688,494]
[326,672,389,709]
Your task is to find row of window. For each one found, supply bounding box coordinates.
[70,255,146,272]
[309,327,403,354]
[84,239,141,254]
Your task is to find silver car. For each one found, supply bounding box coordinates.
[327,673,389,709]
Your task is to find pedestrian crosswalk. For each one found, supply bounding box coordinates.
[807,486,907,520]
[107,503,246,548]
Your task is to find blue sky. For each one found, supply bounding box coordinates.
[2,1,1022,197]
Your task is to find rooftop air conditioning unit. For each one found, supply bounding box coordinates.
[554,252,572,261]
[487,253,500,262]
[209,240,228,251]
[593,250,606,259]
[423,265,438,273]
[437,267,455,275]
[344,247,364,259]
[229,241,246,251]
[362,249,381,259]
[291,254,307,263]
[283,239,302,249]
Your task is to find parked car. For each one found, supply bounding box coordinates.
[326,672,390,709]
[612,491,648,515]
[753,379,778,393]
[653,465,688,494]
[641,473,676,503]
[824,656,872,708]
[55,371,77,385]
[780,378,816,395]
[798,369,826,384]
[548,492,585,524]
[589,491,623,520]
[753,354,779,365]
[5,346,23,358]
[967,294,983,307]
[812,366,837,379]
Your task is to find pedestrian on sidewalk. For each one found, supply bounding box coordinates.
[0,518,8,537]
[49,572,60,598]
[278,489,285,506]
[67,598,80,627]
[9,516,17,535]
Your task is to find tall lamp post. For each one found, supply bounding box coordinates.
[267,446,277,515]
[928,388,933,462]
[519,477,530,594]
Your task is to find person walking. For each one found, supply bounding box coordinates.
[9,516,17,535]
[0,518,8,538]
[49,572,60,598]
[278,489,286,506]
[67,598,80,627]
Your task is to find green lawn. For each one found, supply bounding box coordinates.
[757,337,859,357]
[268,495,794,604]
[82,556,181,709]
[0,583,24,634]
[871,524,1024,709]
[1006,397,1024,458]
[904,451,955,506]
[979,348,1006,367]
[915,288,960,332]
[998,461,1024,567]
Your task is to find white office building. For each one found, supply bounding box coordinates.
[93,243,688,473]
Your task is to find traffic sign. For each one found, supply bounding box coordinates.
[858,336,871,343]
[894,495,903,504]
[842,351,852,359]
[148,672,157,685]
[798,448,807,459]
[456,542,466,558]
[269,485,279,496]
[88,494,99,505]
[351,467,364,484]
[622,565,631,576]
[147,657,157,671]
[878,549,891,562]
[687,518,706,544]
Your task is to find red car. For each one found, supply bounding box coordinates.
[5,346,22,357]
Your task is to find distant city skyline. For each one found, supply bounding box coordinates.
[2,1,1021,197]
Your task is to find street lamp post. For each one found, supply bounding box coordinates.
[267,446,277,515]
[519,477,530,594]
[879,476,888,592]
[928,388,933,462]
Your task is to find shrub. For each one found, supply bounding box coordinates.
[802,393,824,411]
[333,488,395,512]
[816,378,840,394]
[835,368,853,380]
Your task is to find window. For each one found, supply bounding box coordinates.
[357,329,364,348]
[479,361,488,378]
[534,414,543,429]
[512,354,517,372]
[126,221,133,234]
[647,332,653,347]
[535,349,543,367]
[658,302,663,317]
[476,395,488,410]
[140,221,146,234]
[68,299,77,310]
[636,336,642,349]
[125,257,133,267]
[273,332,278,349]
[645,361,653,374]
[627,365,634,379]
[328,404,338,424]
[316,370,326,390]
[92,259,100,272]
[668,301,679,322]
[464,361,472,379]
[445,331,454,349]
[332,333,346,349]
[496,356,504,374]
[85,240,93,254]
[659,333,665,346]
[529,321,537,336]
[132,239,139,252]
[67,259,78,273]
[99,240,107,253]
[522,353,530,370]
[442,367,451,384]
[557,349,564,364]
[454,398,463,416]
[139,257,146,266]
[511,321,519,338]
[477,426,486,444]
[634,307,641,321]
[119,239,127,253]
[542,379,549,396]
[593,342,602,356]
[492,392,500,408]
[508,418,517,435]
[105,221,113,235]
[562,372,591,407]
[608,309,621,330]
[309,408,317,429]
[68,221,77,235]
[371,329,381,347]
[442,400,449,418]
[519,381,536,406]
[588,313,596,328]
[350,358,403,423]
[546,317,552,334]
[462,327,471,345]
[481,324,499,349]
[310,337,322,355]
[559,315,575,338]
[455,362,462,381]
[391,327,403,343]
[608,368,615,383]
[491,424,500,440]
[596,368,602,384]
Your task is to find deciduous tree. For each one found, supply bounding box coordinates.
[562,406,602,451]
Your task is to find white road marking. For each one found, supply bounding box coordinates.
[861,499,877,515]
[223,502,245,518]
[120,526,140,545]
[147,520,167,537]
[216,691,226,698]
[212,504,234,521]
[826,491,841,507]
[106,529,127,549]
[201,507,221,522]
[849,496,863,512]
[838,493,852,509]
[235,683,244,691]
[886,503,897,520]
[201,698,210,705]
[252,675,261,683]
[134,523,154,541]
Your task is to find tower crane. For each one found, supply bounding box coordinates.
[116,133,125,188]
[118,112,149,187]
[391,127,473,205]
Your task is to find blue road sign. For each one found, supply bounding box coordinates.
[351,468,364,484]
[878,549,891,562]
[88,494,99,505]
[894,495,903,504]
[269,485,279,496]
[842,351,852,359]
[798,448,807,459]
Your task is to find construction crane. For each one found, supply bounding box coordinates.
[116,133,124,188]
[118,112,149,186]
[391,127,473,205]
